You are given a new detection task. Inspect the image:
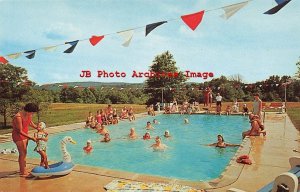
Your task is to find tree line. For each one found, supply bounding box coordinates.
[1,51,299,128]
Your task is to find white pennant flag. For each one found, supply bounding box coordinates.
[7,53,22,59]
[221,1,249,20]
[117,29,134,47]
[43,45,58,52]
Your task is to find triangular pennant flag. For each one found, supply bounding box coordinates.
[64,40,79,53]
[264,0,291,14]
[117,29,134,47]
[221,1,249,19]
[43,46,58,52]
[0,56,8,64]
[181,10,205,31]
[7,53,22,59]
[145,21,167,36]
[89,35,104,46]
[24,50,36,59]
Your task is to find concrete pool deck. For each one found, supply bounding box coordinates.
[0,112,299,192]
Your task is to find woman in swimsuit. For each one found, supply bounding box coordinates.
[208,135,240,148]
[242,114,266,138]
[12,103,39,177]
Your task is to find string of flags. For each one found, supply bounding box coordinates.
[0,0,292,65]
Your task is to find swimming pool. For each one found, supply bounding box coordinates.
[0,114,249,181]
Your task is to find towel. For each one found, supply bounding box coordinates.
[104,179,202,192]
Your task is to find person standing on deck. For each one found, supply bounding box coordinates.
[253,93,263,119]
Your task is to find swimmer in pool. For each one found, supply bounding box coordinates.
[153,119,160,124]
[101,133,111,143]
[143,132,151,140]
[207,135,240,148]
[83,140,93,153]
[184,118,189,124]
[150,136,167,151]
[145,121,154,130]
[164,130,171,138]
[128,128,138,140]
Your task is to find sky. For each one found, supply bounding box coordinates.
[0,0,300,85]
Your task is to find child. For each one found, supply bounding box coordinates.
[83,140,93,153]
[225,105,231,115]
[34,122,49,169]
[143,132,151,140]
[145,121,154,130]
[164,130,171,138]
[242,104,249,116]
[153,119,160,124]
[128,128,138,139]
[101,133,111,143]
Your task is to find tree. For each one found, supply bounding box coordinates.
[0,64,32,128]
[81,88,96,103]
[145,51,186,104]
[228,74,244,84]
[296,59,300,78]
[22,89,52,122]
[60,87,82,103]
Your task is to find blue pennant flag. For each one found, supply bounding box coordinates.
[264,0,291,15]
[64,40,79,53]
[24,50,36,59]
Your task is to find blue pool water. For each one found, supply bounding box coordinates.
[0,114,249,181]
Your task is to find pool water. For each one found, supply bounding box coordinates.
[1,114,249,181]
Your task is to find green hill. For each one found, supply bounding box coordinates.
[35,81,145,91]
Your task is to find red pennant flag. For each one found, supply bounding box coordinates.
[181,10,205,31]
[89,35,104,46]
[0,56,8,65]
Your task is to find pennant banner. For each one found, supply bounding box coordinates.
[89,35,104,46]
[118,30,134,47]
[7,53,22,59]
[264,0,291,15]
[2,0,293,63]
[181,10,205,31]
[145,21,167,36]
[0,56,8,64]
[24,50,36,59]
[64,40,79,53]
[221,1,249,19]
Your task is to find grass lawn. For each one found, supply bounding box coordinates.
[287,103,300,131]
[0,103,146,134]
[1,102,299,134]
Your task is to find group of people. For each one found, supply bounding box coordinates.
[10,93,266,178]
[85,105,136,128]
[83,118,170,153]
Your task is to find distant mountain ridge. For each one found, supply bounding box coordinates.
[36,81,145,91]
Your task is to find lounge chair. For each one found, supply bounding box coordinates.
[227,156,300,192]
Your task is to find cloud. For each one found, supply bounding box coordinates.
[44,22,82,40]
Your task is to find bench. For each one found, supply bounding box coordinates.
[263,102,285,113]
